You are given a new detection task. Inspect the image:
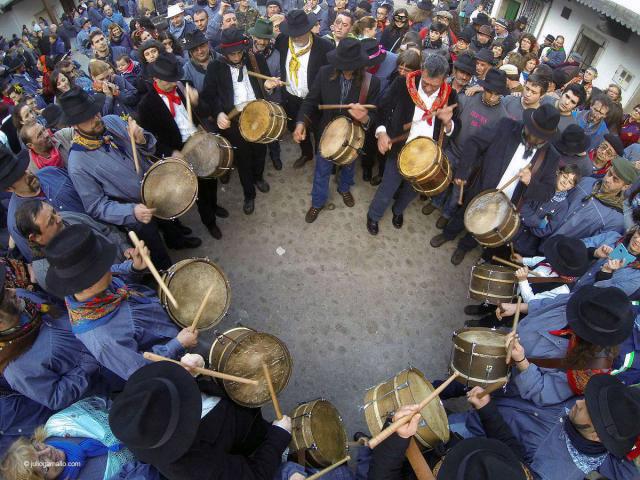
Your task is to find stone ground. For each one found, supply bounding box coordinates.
[172,135,477,434]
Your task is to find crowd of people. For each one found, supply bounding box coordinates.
[0,0,639,478]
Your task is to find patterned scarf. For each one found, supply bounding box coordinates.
[405,70,452,126]
[288,35,314,87]
[153,80,182,117]
[590,180,624,212]
[72,130,116,152]
[0,297,45,372]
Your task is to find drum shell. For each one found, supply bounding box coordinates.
[450,327,510,387]
[182,131,234,179]
[319,116,365,166]
[289,399,348,468]
[469,264,516,305]
[239,100,287,144]
[463,189,520,247]
[398,137,452,196]
[140,158,198,219]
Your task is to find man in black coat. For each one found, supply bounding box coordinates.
[274,9,333,168]
[366,53,459,235]
[293,38,381,223]
[431,103,562,265]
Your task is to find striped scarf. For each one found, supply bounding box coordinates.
[288,35,313,87]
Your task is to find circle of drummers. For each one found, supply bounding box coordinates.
[0,2,640,480]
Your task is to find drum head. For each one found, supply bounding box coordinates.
[141,160,198,219]
[319,117,352,159]
[406,370,450,445]
[464,190,512,234]
[398,137,439,178]
[165,259,230,330]
[182,131,222,177]
[309,400,348,465]
[240,100,271,143]
[456,328,506,348]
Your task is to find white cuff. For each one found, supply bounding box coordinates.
[445,120,454,136]
[375,126,387,138]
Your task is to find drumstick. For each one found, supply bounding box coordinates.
[491,256,542,277]
[227,107,240,121]
[317,104,377,110]
[406,438,436,480]
[261,361,282,420]
[389,132,410,146]
[247,70,290,86]
[505,296,522,365]
[496,162,533,194]
[368,372,460,449]
[305,456,350,480]
[189,284,215,332]
[457,183,464,206]
[143,352,259,385]
[128,231,179,309]
[127,120,141,175]
[185,83,193,125]
[477,380,508,399]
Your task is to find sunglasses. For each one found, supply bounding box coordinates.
[394,15,407,20]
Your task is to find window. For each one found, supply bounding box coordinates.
[561,7,571,19]
[571,27,606,68]
[613,66,634,91]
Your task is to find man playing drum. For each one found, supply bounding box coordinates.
[294,38,380,223]
[366,53,458,236]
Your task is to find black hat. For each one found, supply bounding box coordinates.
[522,103,560,140]
[80,17,91,27]
[109,361,202,465]
[552,124,588,155]
[147,52,184,82]
[44,224,117,297]
[552,68,569,89]
[457,30,472,44]
[541,235,590,277]
[357,0,372,12]
[417,0,434,11]
[516,15,528,24]
[183,30,208,51]
[585,374,640,458]
[474,47,495,65]
[453,52,475,75]
[566,285,633,346]
[265,0,282,8]
[42,104,63,130]
[280,9,317,37]
[361,38,387,67]
[478,67,509,96]
[0,147,28,190]
[603,133,625,156]
[217,27,250,55]
[544,33,555,43]
[472,12,490,26]
[6,55,25,72]
[328,38,369,71]
[58,87,105,126]
[437,438,527,480]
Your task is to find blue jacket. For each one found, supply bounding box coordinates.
[101,75,138,117]
[543,48,566,68]
[372,51,397,95]
[515,191,572,255]
[611,308,640,386]
[101,12,129,33]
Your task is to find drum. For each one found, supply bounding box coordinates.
[239,99,287,144]
[290,399,348,468]
[160,258,231,330]
[208,327,293,408]
[398,136,452,197]
[181,130,234,179]
[319,116,365,166]
[450,327,509,387]
[469,263,517,305]
[464,189,520,247]
[140,158,198,219]
[363,368,449,449]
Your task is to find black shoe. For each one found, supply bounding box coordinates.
[370,175,382,186]
[207,223,222,239]
[353,432,370,443]
[255,179,270,193]
[293,155,311,169]
[436,215,448,229]
[363,168,372,182]
[243,199,255,215]
[430,234,450,248]
[463,304,494,316]
[366,216,379,235]
[272,157,282,170]
[220,171,231,184]
[167,236,202,249]
[392,213,403,229]
[451,248,467,266]
[175,221,192,235]
[215,206,229,218]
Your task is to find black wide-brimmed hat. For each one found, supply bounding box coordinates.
[0,147,28,190]
[328,38,370,71]
[453,52,475,75]
[585,374,640,458]
[42,104,63,130]
[472,12,490,26]
[361,38,387,67]
[6,55,25,72]
[280,9,317,37]
[541,235,590,277]
[565,285,633,346]
[58,87,105,126]
[522,103,560,140]
[147,52,184,82]
[183,30,208,51]
[552,124,588,155]
[478,67,509,96]
[603,133,625,156]
[417,0,434,11]
[44,224,117,297]
[437,438,527,480]
[474,47,495,65]
[217,27,251,55]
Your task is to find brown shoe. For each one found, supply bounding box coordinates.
[340,191,355,207]
[305,206,323,223]
[430,233,451,248]
[293,155,312,169]
[422,203,437,216]
[436,215,449,229]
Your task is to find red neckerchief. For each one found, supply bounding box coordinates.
[376,20,386,31]
[123,60,135,74]
[368,64,381,75]
[627,437,640,461]
[153,80,182,117]
[405,70,451,126]
[588,148,611,176]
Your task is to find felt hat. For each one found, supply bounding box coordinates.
[472,12,490,26]
[603,133,625,156]
[552,124,589,155]
[327,37,369,71]
[57,87,106,127]
[146,52,184,81]
[217,27,250,55]
[280,9,317,37]
[265,0,282,9]
[416,0,434,11]
[611,156,639,185]
[453,52,475,75]
[495,18,508,29]
[361,37,386,67]
[478,67,509,96]
[0,147,28,190]
[6,55,25,72]
[435,10,452,20]
[474,48,495,65]
[500,63,519,79]
[42,104,63,130]
[544,33,555,43]
[541,235,590,277]
[516,15,528,24]
[183,30,208,50]
[166,4,184,18]
[457,29,472,43]
[477,24,492,36]
[522,103,560,141]
[80,17,91,27]
[248,18,275,39]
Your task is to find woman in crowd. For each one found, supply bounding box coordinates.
[87,59,138,117]
[520,52,538,84]
[108,23,133,52]
[353,16,377,39]
[621,104,640,148]
[380,8,410,53]
[517,32,538,57]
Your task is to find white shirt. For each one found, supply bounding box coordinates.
[285,39,311,98]
[201,393,221,418]
[518,256,570,302]
[497,142,536,199]
[230,65,257,110]
[160,95,197,143]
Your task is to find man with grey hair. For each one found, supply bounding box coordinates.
[366,54,458,235]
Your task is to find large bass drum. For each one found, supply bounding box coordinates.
[469,263,517,305]
[450,327,510,388]
[464,189,520,247]
[140,158,198,219]
[181,130,234,179]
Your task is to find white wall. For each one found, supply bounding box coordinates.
[0,0,65,38]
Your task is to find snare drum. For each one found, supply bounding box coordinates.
[181,130,234,179]
[239,99,287,144]
[208,327,293,408]
[464,189,520,247]
[319,116,365,166]
[469,263,517,305]
[363,368,449,449]
[450,327,509,387]
[160,258,231,330]
[398,136,452,197]
[290,399,348,467]
[140,158,198,219]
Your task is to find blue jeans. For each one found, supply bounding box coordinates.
[367,155,417,221]
[311,155,355,208]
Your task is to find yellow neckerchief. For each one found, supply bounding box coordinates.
[288,35,313,87]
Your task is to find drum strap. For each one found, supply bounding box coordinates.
[515,146,548,210]
[247,51,267,98]
[358,72,372,106]
[528,356,613,371]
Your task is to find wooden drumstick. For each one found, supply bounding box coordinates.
[491,256,542,277]
[227,107,240,121]
[317,104,377,110]
[143,352,259,385]
[406,438,436,480]
[496,162,533,194]
[190,285,215,332]
[368,372,460,449]
[505,296,522,365]
[127,119,141,175]
[457,183,464,206]
[127,231,179,309]
[389,132,410,145]
[261,361,282,420]
[305,456,351,480]
[477,380,508,399]
[247,70,290,86]
[185,83,193,125]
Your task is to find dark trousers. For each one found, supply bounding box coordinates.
[196,177,218,227]
[225,123,267,201]
[131,220,173,270]
[284,93,315,159]
[362,129,385,177]
[268,141,281,161]
[442,203,479,251]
